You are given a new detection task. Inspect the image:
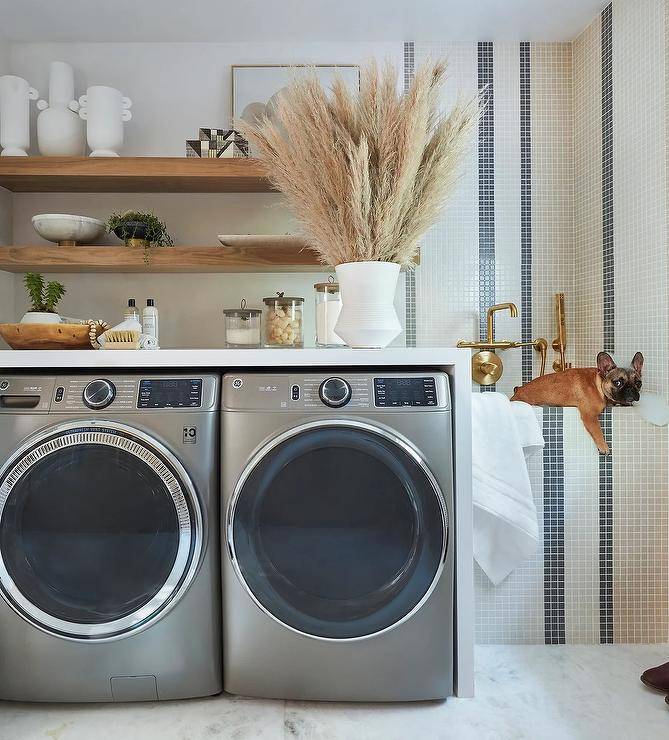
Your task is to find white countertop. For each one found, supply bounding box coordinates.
[0,347,469,369]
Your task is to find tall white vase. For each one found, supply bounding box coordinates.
[78,86,132,157]
[36,62,85,156]
[334,261,402,348]
[0,75,39,156]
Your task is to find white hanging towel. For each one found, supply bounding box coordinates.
[472,392,544,585]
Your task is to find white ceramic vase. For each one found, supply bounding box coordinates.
[0,75,39,156]
[334,261,402,348]
[36,62,85,156]
[78,86,132,157]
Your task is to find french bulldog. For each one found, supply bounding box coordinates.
[511,351,643,455]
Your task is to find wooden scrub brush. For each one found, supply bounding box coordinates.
[101,328,141,350]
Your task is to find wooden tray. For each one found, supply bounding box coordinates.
[0,323,96,350]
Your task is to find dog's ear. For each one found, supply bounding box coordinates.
[597,351,617,376]
[631,352,644,376]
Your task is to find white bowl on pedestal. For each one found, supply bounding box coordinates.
[31,214,105,246]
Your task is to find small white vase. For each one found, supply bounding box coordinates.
[20,311,61,324]
[79,86,132,157]
[0,75,39,156]
[334,261,402,348]
[36,62,85,156]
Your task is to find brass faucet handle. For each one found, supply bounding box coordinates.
[472,351,503,386]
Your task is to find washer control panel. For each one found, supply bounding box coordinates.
[138,378,203,409]
[223,372,450,411]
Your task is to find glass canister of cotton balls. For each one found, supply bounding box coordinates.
[223,299,262,348]
[314,278,346,347]
[263,292,304,348]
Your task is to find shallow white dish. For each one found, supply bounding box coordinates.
[217,234,307,250]
[32,214,105,246]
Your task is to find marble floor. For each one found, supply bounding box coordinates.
[0,644,668,740]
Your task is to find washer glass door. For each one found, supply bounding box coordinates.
[0,423,200,640]
[230,421,448,639]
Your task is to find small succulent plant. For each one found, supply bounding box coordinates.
[24,272,66,313]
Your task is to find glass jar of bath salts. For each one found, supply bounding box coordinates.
[223,300,262,348]
[314,278,345,347]
[263,292,304,348]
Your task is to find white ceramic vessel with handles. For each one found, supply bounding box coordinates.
[0,75,39,156]
[78,85,132,157]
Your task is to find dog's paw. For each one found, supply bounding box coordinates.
[598,444,611,455]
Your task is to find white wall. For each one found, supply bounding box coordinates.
[7,41,405,348]
[0,40,15,345]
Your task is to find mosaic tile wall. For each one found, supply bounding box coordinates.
[411,0,669,645]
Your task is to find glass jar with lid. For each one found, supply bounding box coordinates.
[314,278,345,347]
[263,292,304,348]
[223,299,262,348]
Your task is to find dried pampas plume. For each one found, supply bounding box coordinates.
[240,59,479,267]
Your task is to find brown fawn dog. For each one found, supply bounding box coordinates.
[511,352,643,454]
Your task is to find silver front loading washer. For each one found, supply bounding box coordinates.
[222,371,454,701]
[0,374,221,702]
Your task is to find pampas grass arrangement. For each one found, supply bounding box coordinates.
[240,59,478,268]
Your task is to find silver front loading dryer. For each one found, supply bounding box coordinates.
[0,374,221,702]
[222,372,454,702]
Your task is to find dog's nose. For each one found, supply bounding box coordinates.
[625,388,640,403]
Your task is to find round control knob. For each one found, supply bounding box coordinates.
[319,377,352,408]
[83,379,116,410]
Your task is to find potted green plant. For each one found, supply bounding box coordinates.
[21,272,66,324]
[107,210,174,263]
[241,60,477,348]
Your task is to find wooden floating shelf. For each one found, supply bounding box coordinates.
[0,157,273,193]
[0,244,325,273]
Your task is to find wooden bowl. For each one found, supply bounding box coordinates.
[0,323,97,350]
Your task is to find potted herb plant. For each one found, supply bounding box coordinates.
[107,210,174,263]
[21,272,66,324]
[241,60,477,348]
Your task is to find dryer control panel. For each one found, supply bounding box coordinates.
[0,375,219,413]
[223,372,450,412]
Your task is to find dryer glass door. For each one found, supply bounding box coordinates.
[230,421,448,639]
[0,423,201,640]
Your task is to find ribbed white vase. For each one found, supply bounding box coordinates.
[334,261,401,348]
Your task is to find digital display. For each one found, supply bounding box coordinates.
[374,377,437,407]
[138,379,202,408]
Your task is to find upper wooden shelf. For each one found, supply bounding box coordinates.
[0,244,321,273]
[0,157,274,193]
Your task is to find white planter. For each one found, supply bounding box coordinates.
[334,261,401,348]
[0,75,39,156]
[36,62,85,156]
[79,86,132,157]
[20,311,61,324]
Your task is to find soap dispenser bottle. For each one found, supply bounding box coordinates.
[142,299,159,342]
[124,298,140,324]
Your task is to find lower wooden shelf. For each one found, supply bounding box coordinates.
[0,244,324,273]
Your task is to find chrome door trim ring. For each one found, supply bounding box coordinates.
[0,420,203,642]
[227,418,449,642]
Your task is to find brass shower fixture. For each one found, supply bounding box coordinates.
[552,293,571,372]
[457,303,548,385]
